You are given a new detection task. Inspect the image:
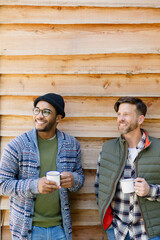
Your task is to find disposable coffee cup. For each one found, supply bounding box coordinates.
[46,171,61,186]
[120,178,135,193]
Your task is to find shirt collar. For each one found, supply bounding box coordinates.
[136,130,146,150]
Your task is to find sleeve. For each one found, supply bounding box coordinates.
[0,139,39,199]
[68,139,85,192]
[146,184,160,201]
[95,151,101,204]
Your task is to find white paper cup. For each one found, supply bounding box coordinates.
[120,178,135,193]
[46,171,61,186]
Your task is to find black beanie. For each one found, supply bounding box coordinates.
[34,93,65,118]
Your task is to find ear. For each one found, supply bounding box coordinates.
[138,115,145,125]
[56,114,62,124]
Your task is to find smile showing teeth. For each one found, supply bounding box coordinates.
[36,120,45,125]
[119,123,127,127]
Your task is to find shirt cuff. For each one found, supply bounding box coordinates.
[146,184,157,199]
[30,179,39,195]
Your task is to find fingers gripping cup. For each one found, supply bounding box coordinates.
[120,178,135,193]
[46,171,61,186]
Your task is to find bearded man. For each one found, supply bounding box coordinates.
[95,96,160,240]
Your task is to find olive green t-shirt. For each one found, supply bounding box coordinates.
[33,135,62,227]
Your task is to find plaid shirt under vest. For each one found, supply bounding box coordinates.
[95,132,160,240]
[111,132,148,240]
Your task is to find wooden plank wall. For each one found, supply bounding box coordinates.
[0,1,160,239]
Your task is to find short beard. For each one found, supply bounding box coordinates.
[118,121,138,135]
[36,118,57,132]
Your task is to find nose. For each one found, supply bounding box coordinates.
[37,110,44,118]
[118,114,125,121]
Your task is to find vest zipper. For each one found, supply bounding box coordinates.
[101,134,151,234]
[101,142,127,229]
[134,142,151,237]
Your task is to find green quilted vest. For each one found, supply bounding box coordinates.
[98,133,160,238]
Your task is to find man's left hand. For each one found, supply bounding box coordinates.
[134,177,150,197]
[60,172,74,188]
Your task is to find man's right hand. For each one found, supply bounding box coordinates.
[38,177,61,194]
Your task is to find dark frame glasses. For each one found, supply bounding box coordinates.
[33,107,52,117]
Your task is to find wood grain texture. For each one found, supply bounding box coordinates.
[1,55,160,74]
[0,197,10,210]
[0,0,160,7]
[1,116,160,138]
[1,6,160,24]
[1,226,11,240]
[72,226,107,240]
[2,74,160,97]
[1,24,160,55]
[1,96,160,118]
[1,210,9,226]
[0,1,160,238]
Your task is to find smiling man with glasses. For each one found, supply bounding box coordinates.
[0,93,84,240]
[33,107,53,117]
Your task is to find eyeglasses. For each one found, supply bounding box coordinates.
[33,107,52,117]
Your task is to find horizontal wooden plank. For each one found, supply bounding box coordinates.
[1,209,101,226]
[1,55,160,74]
[1,115,160,138]
[1,226,107,240]
[80,139,109,170]
[1,210,9,226]
[1,226,11,240]
[0,194,98,210]
[70,193,98,210]
[1,74,160,97]
[72,226,107,240]
[0,196,10,210]
[1,24,160,55]
[1,96,160,117]
[0,0,160,7]
[1,6,160,24]
[71,210,100,226]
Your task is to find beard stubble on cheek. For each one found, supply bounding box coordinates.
[35,117,57,132]
[118,120,139,135]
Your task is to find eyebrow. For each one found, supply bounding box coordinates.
[117,111,132,114]
[35,107,52,111]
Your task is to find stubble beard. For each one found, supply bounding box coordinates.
[36,118,57,132]
[118,120,139,135]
